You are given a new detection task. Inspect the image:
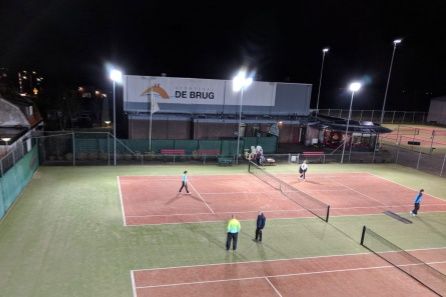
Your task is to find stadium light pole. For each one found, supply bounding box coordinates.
[109,69,123,166]
[380,39,402,124]
[341,82,361,164]
[316,48,329,115]
[233,70,253,165]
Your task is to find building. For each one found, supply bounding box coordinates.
[121,75,312,145]
[427,96,446,125]
[18,70,44,97]
[0,94,43,158]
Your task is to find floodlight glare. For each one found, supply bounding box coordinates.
[109,69,122,83]
[349,82,362,92]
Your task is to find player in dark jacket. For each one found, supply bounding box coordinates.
[254,212,266,242]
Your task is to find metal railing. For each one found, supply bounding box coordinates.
[0,139,33,177]
[317,109,427,124]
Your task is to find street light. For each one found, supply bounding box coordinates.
[232,70,253,165]
[341,82,362,164]
[316,47,329,115]
[380,39,402,124]
[109,69,123,166]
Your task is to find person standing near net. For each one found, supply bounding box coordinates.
[299,160,308,180]
[178,170,190,194]
[410,189,424,216]
[226,214,241,251]
[253,211,266,242]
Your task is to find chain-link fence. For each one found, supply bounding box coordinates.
[263,143,445,177]
[1,138,35,177]
[32,130,446,177]
[318,109,427,124]
[34,131,278,166]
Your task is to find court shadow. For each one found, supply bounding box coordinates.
[303,180,320,185]
[165,193,203,205]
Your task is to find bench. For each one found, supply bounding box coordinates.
[160,149,186,155]
[301,151,325,163]
[218,157,233,166]
[159,149,186,162]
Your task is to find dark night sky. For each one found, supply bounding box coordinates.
[1,0,446,111]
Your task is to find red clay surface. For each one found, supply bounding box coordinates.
[118,173,446,225]
[132,248,446,297]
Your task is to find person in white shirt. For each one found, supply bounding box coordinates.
[299,160,308,180]
[178,170,190,194]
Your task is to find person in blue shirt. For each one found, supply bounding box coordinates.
[178,170,190,194]
[253,212,266,242]
[410,189,424,216]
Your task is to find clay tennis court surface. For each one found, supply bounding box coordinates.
[131,248,446,297]
[118,172,446,226]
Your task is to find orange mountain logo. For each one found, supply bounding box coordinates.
[140,84,169,99]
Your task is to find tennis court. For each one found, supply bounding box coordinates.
[382,124,446,154]
[119,171,446,225]
[132,248,446,297]
[1,163,446,297]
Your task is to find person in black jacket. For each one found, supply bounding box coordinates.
[254,212,266,242]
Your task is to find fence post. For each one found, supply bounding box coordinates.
[370,110,374,122]
[391,111,395,124]
[72,132,76,166]
[372,134,377,163]
[416,151,421,169]
[412,112,415,123]
[402,112,406,123]
[395,136,401,164]
[288,153,291,163]
[440,153,446,177]
[430,131,435,155]
[107,133,110,166]
[338,109,342,118]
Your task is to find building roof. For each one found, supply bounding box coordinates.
[312,114,392,134]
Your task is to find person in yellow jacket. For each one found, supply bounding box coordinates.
[226,214,241,251]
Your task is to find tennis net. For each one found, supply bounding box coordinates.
[248,161,330,222]
[361,226,446,296]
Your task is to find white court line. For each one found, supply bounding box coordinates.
[130,271,137,297]
[134,260,446,289]
[264,277,284,297]
[329,210,446,219]
[126,209,306,218]
[124,215,323,227]
[331,203,446,210]
[132,246,446,273]
[188,181,215,214]
[200,191,280,195]
[119,173,250,178]
[117,176,127,226]
[332,179,387,206]
[302,188,351,192]
[367,173,446,202]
